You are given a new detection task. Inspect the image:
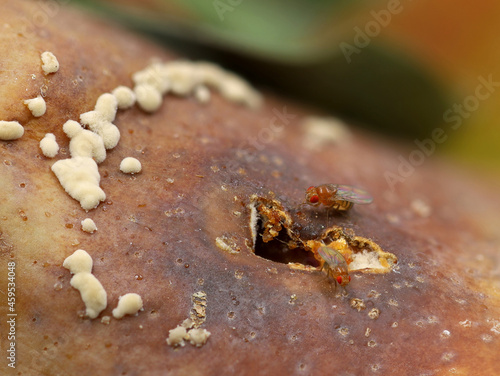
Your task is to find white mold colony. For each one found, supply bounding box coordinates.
[63,120,106,163]
[51,156,106,211]
[0,121,24,140]
[120,157,141,174]
[112,293,144,319]
[79,93,120,150]
[39,133,59,158]
[24,95,46,117]
[166,291,211,348]
[112,86,136,110]
[50,59,262,211]
[301,116,351,150]
[81,218,97,233]
[132,60,262,111]
[63,249,107,319]
[41,51,59,75]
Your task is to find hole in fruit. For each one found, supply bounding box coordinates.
[254,216,319,267]
[249,194,397,275]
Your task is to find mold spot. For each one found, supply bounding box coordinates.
[441,352,455,362]
[481,334,493,343]
[368,308,380,320]
[388,299,399,307]
[350,298,366,312]
[215,235,241,254]
[370,364,381,372]
[234,270,244,279]
[338,327,349,337]
[441,330,451,339]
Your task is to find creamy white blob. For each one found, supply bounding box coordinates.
[0,121,24,140]
[120,157,141,174]
[81,218,97,233]
[63,249,107,320]
[24,95,46,117]
[51,156,106,210]
[39,133,59,158]
[41,51,59,74]
[112,293,143,319]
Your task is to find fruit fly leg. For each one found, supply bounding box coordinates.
[322,264,337,294]
[298,201,309,209]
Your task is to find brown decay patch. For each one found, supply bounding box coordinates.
[215,235,241,254]
[190,291,207,328]
[166,291,211,348]
[249,194,397,277]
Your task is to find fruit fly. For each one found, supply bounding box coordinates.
[304,184,373,211]
[316,245,351,288]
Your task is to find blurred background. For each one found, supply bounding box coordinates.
[76,0,500,179]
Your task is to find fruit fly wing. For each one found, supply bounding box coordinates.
[333,184,373,204]
[317,246,348,270]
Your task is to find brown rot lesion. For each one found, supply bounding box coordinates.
[249,193,397,293]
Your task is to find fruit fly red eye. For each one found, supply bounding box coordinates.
[307,186,315,191]
[336,276,343,284]
[348,275,351,282]
[309,195,319,204]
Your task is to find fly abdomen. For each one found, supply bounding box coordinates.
[331,200,353,211]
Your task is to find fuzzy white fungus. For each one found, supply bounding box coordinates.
[51,156,106,210]
[81,218,97,233]
[0,121,24,140]
[120,157,141,174]
[132,62,170,94]
[24,95,46,117]
[41,51,59,74]
[63,249,107,319]
[70,273,107,319]
[131,60,262,110]
[302,116,351,150]
[63,120,106,163]
[62,249,93,274]
[187,328,211,347]
[112,293,143,319]
[80,93,120,149]
[194,85,210,104]
[134,84,162,113]
[39,133,59,158]
[112,86,136,110]
[167,326,188,347]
